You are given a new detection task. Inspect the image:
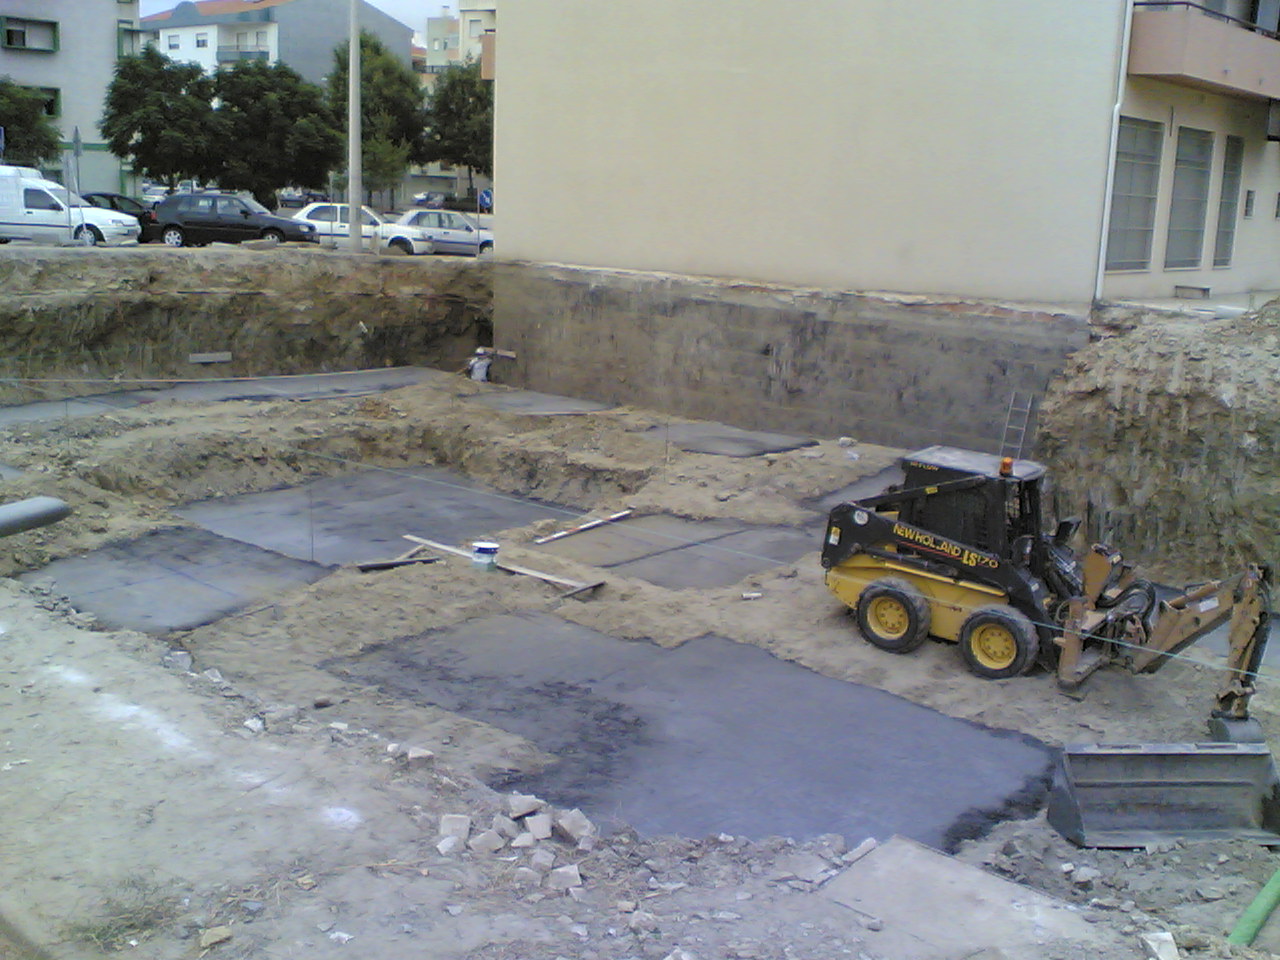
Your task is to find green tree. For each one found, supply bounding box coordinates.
[0,77,61,166]
[423,59,493,189]
[327,31,426,201]
[101,46,217,187]
[212,60,342,208]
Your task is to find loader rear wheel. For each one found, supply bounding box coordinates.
[959,605,1039,679]
[856,577,930,653]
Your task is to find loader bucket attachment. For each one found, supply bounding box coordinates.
[1047,743,1280,848]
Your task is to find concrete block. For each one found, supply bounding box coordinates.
[492,814,521,838]
[530,847,556,872]
[525,812,552,840]
[511,831,536,848]
[554,808,596,843]
[1139,931,1180,960]
[468,829,507,854]
[547,864,582,890]
[404,747,435,767]
[513,866,541,886]
[436,835,464,856]
[506,792,545,819]
[438,814,471,840]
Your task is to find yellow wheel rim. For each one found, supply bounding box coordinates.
[970,622,1017,670]
[867,596,910,640]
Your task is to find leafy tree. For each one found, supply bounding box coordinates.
[101,47,217,187]
[327,31,426,200]
[0,77,61,166]
[212,60,342,208]
[423,59,493,188]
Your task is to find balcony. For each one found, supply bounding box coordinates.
[216,45,269,63]
[1130,2,1280,101]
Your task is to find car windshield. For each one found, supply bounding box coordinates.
[47,186,88,208]
[242,197,271,215]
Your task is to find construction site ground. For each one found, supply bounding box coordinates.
[0,367,1277,960]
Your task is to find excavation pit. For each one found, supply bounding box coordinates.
[327,612,1054,847]
[533,514,815,589]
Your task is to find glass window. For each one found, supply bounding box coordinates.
[188,196,216,214]
[255,30,266,47]
[3,18,59,52]
[167,33,179,49]
[215,198,247,216]
[195,32,208,48]
[1105,117,1162,271]
[114,196,145,215]
[1164,127,1214,269]
[86,195,110,208]
[468,18,482,37]
[310,205,337,222]
[24,189,61,211]
[1213,135,1244,267]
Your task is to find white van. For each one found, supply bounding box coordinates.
[0,165,140,247]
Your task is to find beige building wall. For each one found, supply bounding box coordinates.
[1102,78,1280,300]
[495,0,1129,304]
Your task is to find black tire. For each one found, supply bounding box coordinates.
[855,577,931,653]
[74,225,102,246]
[478,241,493,255]
[162,226,185,247]
[390,237,413,255]
[958,604,1039,679]
[261,229,284,244]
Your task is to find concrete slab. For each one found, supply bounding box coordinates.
[810,464,905,513]
[179,467,578,566]
[819,836,1103,958]
[19,528,328,633]
[329,614,1053,845]
[646,421,816,457]
[463,389,614,415]
[534,514,814,589]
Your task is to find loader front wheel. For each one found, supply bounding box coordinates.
[856,577,930,653]
[959,605,1039,679]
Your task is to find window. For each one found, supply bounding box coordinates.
[236,31,248,47]
[1213,135,1244,267]
[468,18,482,37]
[1,17,59,52]
[167,33,179,49]
[21,86,59,118]
[310,205,337,222]
[23,189,61,211]
[1244,189,1255,218]
[1105,117,1163,270]
[195,32,208,48]
[1164,126,1214,269]
[255,30,266,47]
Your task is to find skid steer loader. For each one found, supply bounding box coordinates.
[821,445,1280,846]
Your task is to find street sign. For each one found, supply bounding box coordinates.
[478,188,493,211]
[72,126,82,158]
[0,126,6,160]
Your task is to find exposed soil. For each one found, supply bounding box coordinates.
[1,248,1279,959]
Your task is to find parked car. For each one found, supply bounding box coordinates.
[412,191,446,208]
[277,187,329,209]
[395,209,493,256]
[154,192,318,247]
[0,166,140,246]
[82,192,161,242]
[292,202,434,255]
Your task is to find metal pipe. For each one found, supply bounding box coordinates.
[0,497,71,538]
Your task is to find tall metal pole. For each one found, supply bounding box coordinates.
[346,0,363,252]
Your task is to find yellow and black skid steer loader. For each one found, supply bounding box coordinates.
[821,445,1280,845]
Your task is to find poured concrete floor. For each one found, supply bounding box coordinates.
[646,421,816,457]
[328,612,1053,847]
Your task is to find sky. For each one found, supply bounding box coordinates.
[137,0,453,35]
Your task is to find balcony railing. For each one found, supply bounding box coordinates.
[216,45,269,62]
[1130,1,1280,101]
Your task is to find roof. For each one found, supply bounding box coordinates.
[142,0,297,24]
[901,445,1046,482]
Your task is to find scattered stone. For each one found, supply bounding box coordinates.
[577,835,598,853]
[1060,862,1076,874]
[770,851,835,884]
[526,812,553,840]
[328,721,349,732]
[862,916,884,932]
[241,900,264,915]
[711,911,742,921]
[530,847,557,872]
[404,747,435,767]
[843,837,878,864]
[1195,884,1227,901]
[511,831,536,848]
[493,814,521,838]
[740,591,763,600]
[616,900,637,913]
[663,950,697,960]
[628,910,660,932]
[1139,930,1180,960]
[439,814,471,840]
[242,717,265,734]
[163,650,193,672]
[507,792,545,819]
[445,905,464,917]
[554,808,596,843]
[202,668,224,683]
[313,697,335,709]
[513,867,541,886]
[468,829,507,854]
[1073,866,1102,885]
[436,835,464,856]
[199,926,233,949]
[547,864,583,890]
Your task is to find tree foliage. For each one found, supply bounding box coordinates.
[327,30,427,192]
[100,46,217,186]
[212,60,342,207]
[424,60,492,179]
[0,76,62,166]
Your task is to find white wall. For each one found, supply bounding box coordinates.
[496,0,1129,304]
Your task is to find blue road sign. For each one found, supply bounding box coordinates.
[0,126,6,160]
[478,188,493,210]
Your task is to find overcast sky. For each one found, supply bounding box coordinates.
[137,1,451,35]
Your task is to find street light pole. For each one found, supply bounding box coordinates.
[346,0,362,252]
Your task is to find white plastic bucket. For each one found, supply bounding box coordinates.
[471,541,499,569]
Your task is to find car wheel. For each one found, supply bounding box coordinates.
[261,229,284,244]
[958,604,1039,679]
[162,227,185,247]
[74,225,103,247]
[854,577,931,653]
[478,242,493,256]
[390,238,413,255]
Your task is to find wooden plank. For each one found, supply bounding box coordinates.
[357,557,440,573]
[402,534,597,591]
[533,509,632,545]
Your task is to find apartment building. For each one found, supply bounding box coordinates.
[458,2,495,63]
[142,0,412,86]
[495,1,1280,304]
[0,0,145,193]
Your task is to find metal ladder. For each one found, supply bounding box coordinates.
[999,391,1035,460]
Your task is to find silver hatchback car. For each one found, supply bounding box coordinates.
[395,209,493,256]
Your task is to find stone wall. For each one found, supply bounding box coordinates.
[493,264,1090,453]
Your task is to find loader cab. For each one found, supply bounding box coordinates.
[895,446,1046,562]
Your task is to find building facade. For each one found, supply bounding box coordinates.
[0,0,145,193]
[143,0,412,86]
[495,1,1280,305]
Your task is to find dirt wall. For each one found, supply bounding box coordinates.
[0,248,492,404]
[1039,304,1280,580]
[491,263,1090,453]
